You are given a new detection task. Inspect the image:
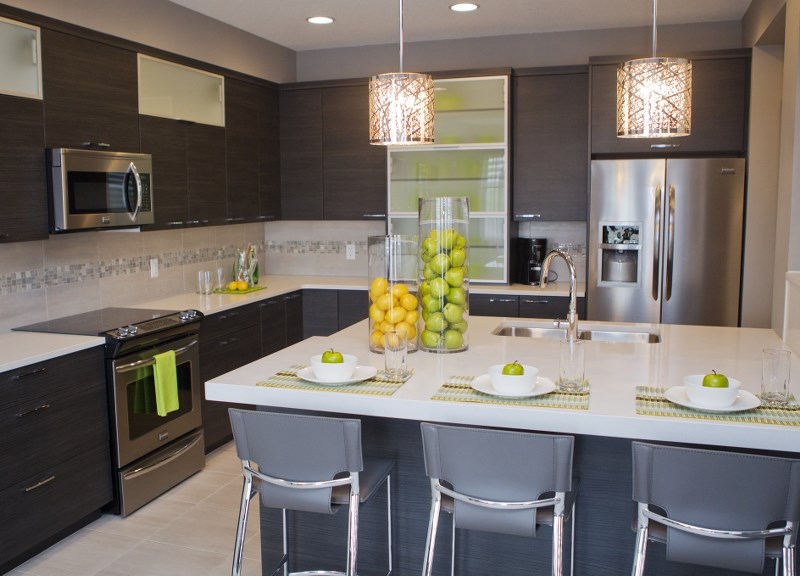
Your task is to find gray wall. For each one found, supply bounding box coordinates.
[297,22,744,81]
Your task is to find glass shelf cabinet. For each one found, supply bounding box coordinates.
[386,75,509,283]
[0,16,42,99]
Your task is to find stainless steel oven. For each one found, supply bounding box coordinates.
[14,307,205,516]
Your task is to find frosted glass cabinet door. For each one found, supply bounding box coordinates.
[0,17,42,99]
[138,55,224,126]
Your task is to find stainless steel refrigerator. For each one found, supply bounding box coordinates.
[588,158,745,326]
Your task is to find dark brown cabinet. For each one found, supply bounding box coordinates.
[0,347,112,573]
[199,304,260,452]
[302,289,368,338]
[513,68,589,221]
[280,82,387,220]
[0,95,48,243]
[470,293,586,320]
[259,292,304,356]
[226,78,281,222]
[590,51,750,155]
[140,117,226,228]
[41,29,139,151]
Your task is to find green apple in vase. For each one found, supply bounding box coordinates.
[702,370,729,388]
[501,361,525,376]
[321,348,344,364]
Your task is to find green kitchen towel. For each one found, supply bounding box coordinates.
[133,367,157,414]
[153,350,179,417]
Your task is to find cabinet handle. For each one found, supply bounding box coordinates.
[0,233,10,241]
[13,366,47,380]
[522,298,550,304]
[219,337,240,347]
[225,217,245,222]
[363,213,386,219]
[490,298,516,303]
[82,142,111,148]
[257,214,276,221]
[24,475,56,493]
[16,403,51,418]
[219,311,240,320]
[515,214,542,220]
[167,221,184,226]
[650,144,680,149]
[284,293,301,301]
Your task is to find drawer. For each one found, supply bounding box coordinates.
[0,445,112,569]
[200,322,262,380]
[201,302,260,341]
[0,348,108,491]
[469,294,519,317]
[519,296,586,319]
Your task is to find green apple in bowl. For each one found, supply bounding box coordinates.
[488,363,538,394]
[501,361,524,375]
[321,348,344,363]
[702,370,729,388]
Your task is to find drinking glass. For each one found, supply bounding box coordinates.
[384,330,408,379]
[196,270,212,295]
[761,348,791,405]
[558,338,585,392]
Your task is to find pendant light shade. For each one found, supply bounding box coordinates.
[369,0,434,145]
[617,1,692,138]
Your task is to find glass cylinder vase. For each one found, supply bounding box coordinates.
[368,235,419,353]
[418,197,469,353]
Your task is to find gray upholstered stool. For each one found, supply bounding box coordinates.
[419,422,577,576]
[631,441,800,576]
[228,409,393,576]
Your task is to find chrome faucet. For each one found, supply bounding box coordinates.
[540,249,579,342]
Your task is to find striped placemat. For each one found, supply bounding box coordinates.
[635,386,800,426]
[432,375,590,410]
[256,364,410,396]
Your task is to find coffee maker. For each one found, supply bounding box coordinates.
[515,238,547,285]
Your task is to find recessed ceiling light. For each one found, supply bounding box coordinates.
[307,16,334,25]
[450,3,478,12]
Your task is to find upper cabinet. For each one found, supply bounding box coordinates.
[512,67,588,221]
[138,55,225,126]
[41,29,139,151]
[387,75,511,283]
[280,81,387,220]
[0,16,42,99]
[226,78,280,222]
[590,51,750,156]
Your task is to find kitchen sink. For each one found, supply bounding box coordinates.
[492,321,661,344]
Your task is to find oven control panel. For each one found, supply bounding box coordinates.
[106,309,203,340]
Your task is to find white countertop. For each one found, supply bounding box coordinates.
[206,315,800,453]
[1,274,579,373]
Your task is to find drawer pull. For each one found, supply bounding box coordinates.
[24,475,55,492]
[13,366,47,380]
[522,299,550,304]
[490,298,516,303]
[16,403,51,418]
[219,337,240,346]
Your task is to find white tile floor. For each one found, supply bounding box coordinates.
[6,442,262,576]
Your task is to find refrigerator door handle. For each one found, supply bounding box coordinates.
[665,185,676,301]
[652,185,662,301]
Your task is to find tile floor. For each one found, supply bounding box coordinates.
[6,442,262,576]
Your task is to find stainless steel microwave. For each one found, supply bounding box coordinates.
[47,148,154,232]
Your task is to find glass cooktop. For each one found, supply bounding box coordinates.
[13,307,178,337]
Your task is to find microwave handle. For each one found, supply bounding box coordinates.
[124,162,143,222]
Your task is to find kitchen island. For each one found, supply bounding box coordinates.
[206,316,799,576]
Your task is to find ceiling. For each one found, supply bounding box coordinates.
[166,0,753,52]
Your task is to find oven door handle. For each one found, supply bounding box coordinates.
[114,339,198,374]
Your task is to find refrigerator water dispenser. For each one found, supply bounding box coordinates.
[598,224,640,284]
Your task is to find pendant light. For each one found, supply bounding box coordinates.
[369,0,434,145]
[617,0,691,138]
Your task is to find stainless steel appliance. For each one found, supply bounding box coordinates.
[15,308,204,516]
[46,148,154,232]
[589,158,745,326]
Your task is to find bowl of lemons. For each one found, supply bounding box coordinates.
[683,372,741,408]
[488,362,538,395]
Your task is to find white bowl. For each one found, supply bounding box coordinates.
[310,354,358,382]
[683,374,742,408]
[488,364,539,395]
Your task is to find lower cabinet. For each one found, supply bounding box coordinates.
[199,303,261,452]
[260,292,304,356]
[0,347,112,573]
[303,289,368,338]
[470,293,586,320]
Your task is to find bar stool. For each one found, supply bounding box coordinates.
[631,441,800,576]
[228,409,394,576]
[419,422,577,576]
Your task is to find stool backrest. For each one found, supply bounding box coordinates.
[632,442,800,573]
[229,409,363,514]
[420,423,573,537]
